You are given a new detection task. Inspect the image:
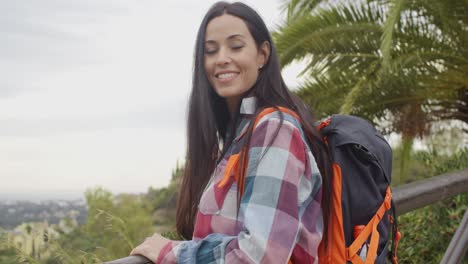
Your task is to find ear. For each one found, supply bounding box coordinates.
[257,41,270,68]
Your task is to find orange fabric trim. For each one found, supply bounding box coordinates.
[319,163,346,264]
[346,187,392,263]
[218,153,240,188]
[330,163,346,263]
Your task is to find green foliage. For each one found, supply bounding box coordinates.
[415,149,468,177]
[397,148,468,263]
[0,225,46,264]
[145,161,183,231]
[0,232,40,264]
[42,187,155,263]
[0,248,19,264]
[398,194,467,263]
[160,230,184,241]
[147,161,183,209]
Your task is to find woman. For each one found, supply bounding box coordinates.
[131,2,331,263]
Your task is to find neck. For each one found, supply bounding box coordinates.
[226,96,241,119]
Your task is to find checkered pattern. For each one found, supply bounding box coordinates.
[157,98,323,264]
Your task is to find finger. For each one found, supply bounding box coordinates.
[151,233,160,238]
[130,246,139,256]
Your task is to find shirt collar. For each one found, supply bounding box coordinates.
[239,96,258,115]
[230,97,257,143]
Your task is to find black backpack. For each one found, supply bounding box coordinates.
[317,115,400,264]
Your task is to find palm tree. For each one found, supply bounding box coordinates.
[274,0,467,182]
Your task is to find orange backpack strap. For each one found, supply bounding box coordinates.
[346,187,393,264]
[218,153,240,188]
[253,107,301,129]
[218,107,301,196]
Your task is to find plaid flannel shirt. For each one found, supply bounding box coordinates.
[157,97,323,264]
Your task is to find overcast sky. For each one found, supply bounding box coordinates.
[0,0,307,197]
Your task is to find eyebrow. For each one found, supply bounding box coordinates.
[205,34,246,44]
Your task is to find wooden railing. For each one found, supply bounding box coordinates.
[103,169,468,264]
[393,169,468,215]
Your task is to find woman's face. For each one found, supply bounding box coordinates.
[204,14,269,111]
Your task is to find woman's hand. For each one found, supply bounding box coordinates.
[130,233,171,263]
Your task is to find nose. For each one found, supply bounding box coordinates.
[216,47,231,66]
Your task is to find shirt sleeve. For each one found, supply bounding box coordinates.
[157,112,322,264]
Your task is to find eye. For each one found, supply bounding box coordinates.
[205,48,217,55]
[204,43,218,55]
[231,44,244,51]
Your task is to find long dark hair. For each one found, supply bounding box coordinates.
[176,1,332,242]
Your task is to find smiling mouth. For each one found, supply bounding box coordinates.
[216,72,239,83]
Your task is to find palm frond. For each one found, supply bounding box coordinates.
[274,2,384,67]
[280,0,326,23]
[381,0,404,68]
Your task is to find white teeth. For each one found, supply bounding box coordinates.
[217,73,237,79]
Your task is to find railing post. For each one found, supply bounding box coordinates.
[440,209,468,264]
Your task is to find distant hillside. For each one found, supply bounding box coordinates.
[0,190,85,201]
[0,200,87,230]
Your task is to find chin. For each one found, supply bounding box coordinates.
[215,88,241,98]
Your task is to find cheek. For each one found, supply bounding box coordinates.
[203,60,210,75]
[204,59,215,83]
[243,64,259,84]
[240,53,260,82]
